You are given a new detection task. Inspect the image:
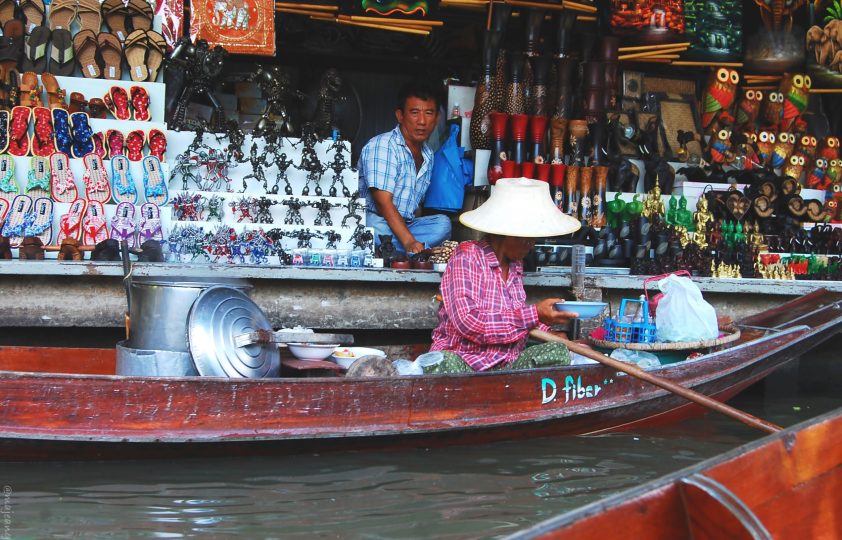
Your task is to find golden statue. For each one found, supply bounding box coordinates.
[693,197,714,237]
[748,221,767,253]
[675,226,691,248]
[711,259,719,278]
[642,183,665,219]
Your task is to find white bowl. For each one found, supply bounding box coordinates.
[287,343,340,361]
[331,346,387,368]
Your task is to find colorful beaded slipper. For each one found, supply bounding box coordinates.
[82,199,108,245]
[107,85,131,121]
[110,200,136,248]
[138,201,162,243]
[106,128,124,158]
[141,155,167,205]
[130,85,150,121]
[31,106,55,157]
[56,197,86,243]
[26,196,53,245]
[7,106,31,157]
[25,155,50,199]
[69,111,95,158]
[52,108,73,155]
[148,128,166,162]
[0,153,17,203]
[49,151,78,202]
[125,128,144,161]
[91,131,107,158]
[111,154,137,204]
[82,152,112,203]
[2,194,32,247]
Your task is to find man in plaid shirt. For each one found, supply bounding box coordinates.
[358,81,452,255]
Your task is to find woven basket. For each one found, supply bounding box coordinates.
[588,326,741,351]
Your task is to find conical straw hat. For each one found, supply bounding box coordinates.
[459,177,581,238]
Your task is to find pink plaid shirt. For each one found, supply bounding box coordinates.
[430,240,549,371]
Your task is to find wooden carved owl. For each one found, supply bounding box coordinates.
[735,88,763,131]
[708,128,732,164]
[779,73,811,131]
[771,132,795,169]
[828,158,842,183]
[701,68,740,131]
[761,91,784,130]
[807,157,830,190]
[825,198,839,222]
[782,153,806,182]
[795,134,818,163]
[818,136,841,161]
[755,130,776,166]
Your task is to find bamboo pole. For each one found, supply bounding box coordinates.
[562,0,597,12]
[672,60,743,67]
[618,41,690,52]
[336,18,430,35]
[529,329,784,434]
[619,47,686,60]
[274,2,337,10]
[809,88,842,93]
[277,7,337,16]
[506,0,565,10]
[576,14,596,21]
[346,15,441,26]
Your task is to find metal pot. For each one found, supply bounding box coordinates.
[127,277,252,353]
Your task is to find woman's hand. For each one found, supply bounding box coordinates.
[536,298,579,326]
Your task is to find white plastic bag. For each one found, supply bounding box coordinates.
[392,359,424,376]
[610,349,661,370]
[655,274,718,342]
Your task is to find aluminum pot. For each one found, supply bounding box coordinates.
[116,341,199,376]
[127,277,252,353]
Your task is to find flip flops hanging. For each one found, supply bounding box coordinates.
[56,197,86,243]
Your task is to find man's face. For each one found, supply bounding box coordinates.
[396,97,438,146]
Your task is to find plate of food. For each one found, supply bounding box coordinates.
[332,346,387,368]
[553,301,608,319]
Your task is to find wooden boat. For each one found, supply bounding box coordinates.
[507,405,842,540]
[1,289,841,461]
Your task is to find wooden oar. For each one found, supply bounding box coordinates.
[529,329,783,434]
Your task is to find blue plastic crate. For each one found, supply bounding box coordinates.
[603,298,657,344]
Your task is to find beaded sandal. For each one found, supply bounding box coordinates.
[82,152,112,203]
[49,151,78,202]
[30,106,55,157]
[125,129,144,161]
[25,155,50,199]
[148,128,166,162]
[7,106,31,157]
[52,108,73,155]
[2,194,33,247]
[130,85,150,121]
[138,201,163,243]
[25,196,53,245]
[91,131,107,158]
[110,200,136,248]
[82,199,108,245]
[106,128,125,158]
[141,155,167,205]
[69,111,95,158]
[0,154,17,203]
[56,197,87,244]
[107,85,131,121]
[111,155,137,204]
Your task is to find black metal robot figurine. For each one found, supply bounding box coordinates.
[326,139,353,197]
[168,38,229,132]
[295,124,325,196]
[324,229,342,249]
[282,197,306,225]
[341,191,364,228]
[351,224,374,251]
[310,198,337,226]
[249,65,306,138]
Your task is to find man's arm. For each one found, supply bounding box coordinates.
[370,189,424,254]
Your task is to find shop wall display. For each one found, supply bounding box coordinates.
[189,0,276,56]
[609,0,686,44]
[807,0,842,89]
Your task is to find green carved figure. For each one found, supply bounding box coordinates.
[624,194,644,221]
[607,192,627,228]
[666,195,678,225]
[676,195,695,230]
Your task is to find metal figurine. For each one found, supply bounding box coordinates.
[325,229,342,249]
[295,124,326,196]
[312,68,347,139]
[248,65,305,137]
[282,197,306,225]
[326,139,353,197]
[168,38,229,132]
[274,151,295,195]
[172,192,206,221]
[229,196,255,223]
[240,140,269,193]
[171,152,200,191]
[341,192,364,228]
[222,119,246,162]
[351,224,374,251]
[295,228,322,248]
[254,196,277,224]
[206,195,225,222]
[310,198,337,226]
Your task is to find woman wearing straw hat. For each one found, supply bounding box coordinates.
[428,178,582,374]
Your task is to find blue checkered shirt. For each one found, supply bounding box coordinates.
[358,125,434,220]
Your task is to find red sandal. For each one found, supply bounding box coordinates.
[106,128,125,159]
[148,128,166,162]
[30,107,54,157]
[130,85,150,121]
[108,85,131,121]
[91,131,106,158]
[8,106,32,157]
[125,129,145,161]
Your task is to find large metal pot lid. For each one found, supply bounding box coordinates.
[133,277,252,289]
[187,286,279,378]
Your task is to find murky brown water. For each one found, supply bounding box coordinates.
[3,340,841,539]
